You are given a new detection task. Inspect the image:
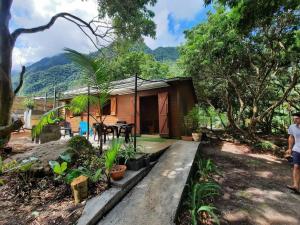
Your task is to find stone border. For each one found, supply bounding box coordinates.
[77,162,156,225]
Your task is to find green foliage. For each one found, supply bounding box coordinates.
[119,143,137,163]
[32,105,65,137]
[65,167,103,184]
[49,161,68,176]
[205,0,300,33]
[189,182,220,225]
[104,140,122,175]
[69,95,100,116]
[23,97,34,109]
[67,135,93,151]
[180,4,300,135]
[0,159,18,174]
[59,152,73,163]
[196,158,218,181]
[0,157,37,174]
[98,0,157,40]
[15,45,179,96]
[184,105,210,134]
[253,140,275,151]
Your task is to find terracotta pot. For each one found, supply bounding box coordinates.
[192,132,202,142]
[181,136,193,141]
[111,165,127,181]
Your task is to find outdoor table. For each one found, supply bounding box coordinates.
[108,123,127,138]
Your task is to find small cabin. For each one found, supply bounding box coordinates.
[60,77,197,138]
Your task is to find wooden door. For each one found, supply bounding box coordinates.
[158,92,169,137]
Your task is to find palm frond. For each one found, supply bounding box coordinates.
[64,48,97,76]
[32,105,67,137]
[69,95,100,114]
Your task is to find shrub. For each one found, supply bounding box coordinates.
[67,136,93,150]
[253,140,276,151]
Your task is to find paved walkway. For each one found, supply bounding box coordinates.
[97,140,200,225]
[203,141,300,225]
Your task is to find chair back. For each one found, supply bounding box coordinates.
[117,120,127,124]
[79,121,88,131]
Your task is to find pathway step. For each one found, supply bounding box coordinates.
[97,140,199,225]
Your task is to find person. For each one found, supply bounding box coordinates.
[286,112,300,194]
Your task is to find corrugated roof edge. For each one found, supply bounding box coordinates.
[59,76,193,100]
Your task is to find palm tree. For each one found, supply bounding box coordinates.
[34,49,112,151]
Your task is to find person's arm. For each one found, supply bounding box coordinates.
[287,135,295,154]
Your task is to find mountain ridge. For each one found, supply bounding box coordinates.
[13,44,180,96]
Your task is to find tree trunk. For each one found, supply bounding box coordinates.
[0,0,15,147]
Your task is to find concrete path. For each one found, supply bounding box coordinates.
[97,140,199,225]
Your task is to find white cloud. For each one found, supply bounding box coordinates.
[144,0,205,49]
[11,0,101,70]
[10,0,205,69]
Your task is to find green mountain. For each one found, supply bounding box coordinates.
[13,45,179,96]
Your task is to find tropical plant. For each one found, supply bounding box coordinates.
[119,142,140,164]
[104,140,122,186]
[0,0,157,149]
[49,161,68,179]
[65,167,103,184]
[189,182,220,225]
[31,106,64,139]
[32,95,101,139]
[196,158,218,181]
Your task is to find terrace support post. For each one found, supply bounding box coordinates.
[44,92,47,112]
[134,74,137,151]
[53,87,56,109]
[87,85,90,140]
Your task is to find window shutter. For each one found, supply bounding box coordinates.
[110,96,117,115]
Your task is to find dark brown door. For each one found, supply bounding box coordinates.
[158,92,169,137]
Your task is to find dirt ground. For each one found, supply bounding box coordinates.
[202,141,300,225]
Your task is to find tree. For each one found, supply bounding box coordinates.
[180,6,300,140]
[110,51,171,80]
[0,0,157,148]
[204,0,300,32]
[65,48,111,151]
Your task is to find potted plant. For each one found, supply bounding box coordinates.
[183,106,208,142]
[119,143,146,171]
[181,114,194,141]
[104,140,126,184]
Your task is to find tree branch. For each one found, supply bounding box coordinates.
[0,119,23,137]
[11,12,113,46]
[257,73,300,122]
[14,65,25,96]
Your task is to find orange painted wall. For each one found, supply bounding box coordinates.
[63,80,196,137]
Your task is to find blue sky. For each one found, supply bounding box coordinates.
[10,0,212,70]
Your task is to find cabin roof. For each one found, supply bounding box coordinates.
[61,76,192,100]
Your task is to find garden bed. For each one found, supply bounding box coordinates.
[0,174,107,225]
[0,135,172,225]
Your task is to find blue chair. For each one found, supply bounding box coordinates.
[79,121,93,136]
